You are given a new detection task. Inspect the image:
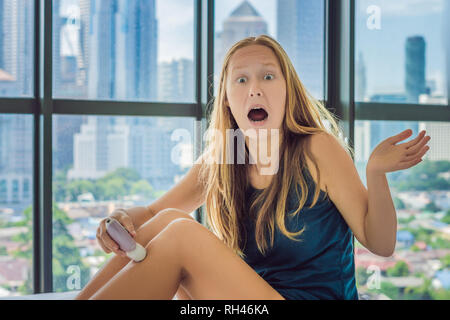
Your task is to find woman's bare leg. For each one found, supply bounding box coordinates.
[74,208,195,300]
[87,217,285,300]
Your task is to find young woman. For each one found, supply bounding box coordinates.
[75,35,431,300]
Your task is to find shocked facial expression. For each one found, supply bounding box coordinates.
[225,44,287,137]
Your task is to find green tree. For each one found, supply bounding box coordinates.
[430,288,450,300]
[100,168,140,193]
[53,168,71,202]
[66,180,96,202]
[393,197,406,209]
[403,278,433,300]
[97,177,127,200]
[441,211,450,224]
[440,254,450,269]
[430,236,450,249]
[0,246,7,256]
[378,281,399,300]
[390,160,450,191]
[94,167,141,200]
[423,201,441,213]
[355,266,369,287]
[11,204,90,294]
[386,261,410,277]
[130,179,154,198]
[103,167,140,184]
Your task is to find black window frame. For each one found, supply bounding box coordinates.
[0,0,447,294]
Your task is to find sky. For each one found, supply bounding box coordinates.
[356,0,447,96]
[58,0,448,97]
[156,0,276,63]
[157,0,447,97]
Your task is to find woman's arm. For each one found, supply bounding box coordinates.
[120,154,207,229]
[309,130,429,257]
[120,206,156,230]
[364,169,397,257]
[364,129,430,256]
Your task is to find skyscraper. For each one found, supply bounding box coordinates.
[0,0,33,96]
[88,0,117,99]
[356,51,367,102]
[53,115,84,171]
[0,114,33,210]
[87,0,158,100]
[0,0,4,69]
[445,0,450,101]
[405,36,426,103]
[54,0,87,98]
[158,58,194,103]
[277,0,324,99]
[115,0,158,101]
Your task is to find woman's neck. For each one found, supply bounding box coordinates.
[246,130,282,175]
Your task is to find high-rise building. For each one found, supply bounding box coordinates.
[87,0,158,100]
[53,115,85,171]
[356,51,367,102]
[158,58,194,103]
[67,116,188,191]
[215,0,268,93]
[445,0,450,101]
[418,122,450,161]
[0,0,33,96]
[115,0,158,101]
[405,36,426,103]
[88,0,117,99]
[54,0,87,98]
[0,0,4,69]
[277,0,324,99]
[68,116,118,180]
[0,115,33,210]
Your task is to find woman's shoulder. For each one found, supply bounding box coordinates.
[302,133,329,195]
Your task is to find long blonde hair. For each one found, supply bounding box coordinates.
[197,35,353,259]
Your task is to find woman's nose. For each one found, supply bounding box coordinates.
[250,91,262,97]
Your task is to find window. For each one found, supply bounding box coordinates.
[0,114,34,296]
[51,114,195,291]
[214,0,325,100]
[354,120,450,300]
[52,0,195,103]
[355,0,448,104]
[0,0,447,300]
[0,0,34,97]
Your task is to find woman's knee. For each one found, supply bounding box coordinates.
[133,209,196,246]
[154,208,196,221]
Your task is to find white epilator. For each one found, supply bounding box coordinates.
[105,218,147,262]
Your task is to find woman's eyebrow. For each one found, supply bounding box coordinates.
[232,62,277,73]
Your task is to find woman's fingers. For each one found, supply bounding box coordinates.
[118,214,136,237]
[401,144,430,163]
[404,134,430,157]
[97,220,125,256]
[397,156,423,170]
[402,130,426,149]
[96,229,111,253]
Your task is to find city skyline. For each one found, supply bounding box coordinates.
[0,0,449,299]
[0,0,447,101]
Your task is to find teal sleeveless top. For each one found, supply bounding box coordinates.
[241,166,359,300]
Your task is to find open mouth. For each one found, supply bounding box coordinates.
[247,108,269,122]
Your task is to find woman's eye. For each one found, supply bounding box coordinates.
[237,74,274,83]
